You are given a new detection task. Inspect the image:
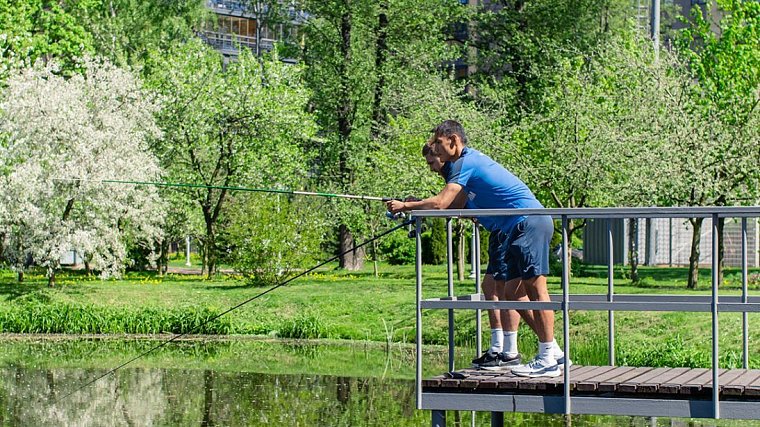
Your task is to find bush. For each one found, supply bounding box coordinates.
[225,194,327,286]
[378,228,416,265]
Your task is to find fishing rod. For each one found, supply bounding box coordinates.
[58,217,415,401]
[51,178,392,202]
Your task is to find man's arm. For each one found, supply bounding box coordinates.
[386,183,464,213]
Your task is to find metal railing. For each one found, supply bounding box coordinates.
[412,206,760,419]
[199,31,276,53]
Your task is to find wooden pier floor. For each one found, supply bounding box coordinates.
[424,366,760,398]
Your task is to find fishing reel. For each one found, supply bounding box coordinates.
[382,197,425,238]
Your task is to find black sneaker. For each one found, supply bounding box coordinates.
[472,351,522,370]
[471,350,500,368]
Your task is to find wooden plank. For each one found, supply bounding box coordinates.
[577,366,636,392]
[496,373,520,390]
[741,371,760,396]
[440,378,462,388]
[517,366,595,391]
[635,367,691,394]
[658,368,709,395]
[545,365,618,392]
[723,370,760,396]
[679,369,725,395]
[598,367,653,393]
[618,368,675,393]
[704,369,750,393]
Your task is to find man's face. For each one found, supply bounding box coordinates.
[424,150,444,173]
[429,134,457,162]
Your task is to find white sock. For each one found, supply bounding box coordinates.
[503,331,518,357]
[538,341,555,362]
[489,328,503,353]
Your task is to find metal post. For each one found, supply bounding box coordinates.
[470,224,476,279]
[432,410,446,427]
[607,219,615,366]
[475,224,482,356]
[490,412,503,427]
[562,215,571,415]
[711,214,720,419]
[446,218,455,372]
[668,218,673,267]
[651,0,660,57]
[742,218,749,369]
[185,236,192,267]
[416,217,423,409]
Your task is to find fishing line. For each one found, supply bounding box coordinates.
[58,218,414,401]
[51,178,392,202]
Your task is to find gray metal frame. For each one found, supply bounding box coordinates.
[412,206,760,422]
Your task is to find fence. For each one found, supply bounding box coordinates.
[411,206,760,421]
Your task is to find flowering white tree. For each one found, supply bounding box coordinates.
[0,58,165,286]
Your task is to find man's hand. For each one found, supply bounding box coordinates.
[386,199,406,214]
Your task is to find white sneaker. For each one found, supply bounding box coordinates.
[553,345,572,370]
[511,357,561,378]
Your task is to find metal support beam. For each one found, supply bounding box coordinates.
[447,219,455,372]
[712,213,720,419]
[490,412,503,427]
[432,410,446,427]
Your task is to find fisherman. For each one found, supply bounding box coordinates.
[387,120,566,377]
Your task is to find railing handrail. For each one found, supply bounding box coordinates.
[412,206,760,219]
[413,205,759,420]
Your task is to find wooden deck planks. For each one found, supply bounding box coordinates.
[576,366,635,392]
[724,370,760,396]
[618,367,682,393]
[422,367,760,398]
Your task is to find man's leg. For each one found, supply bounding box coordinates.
[481,274,503,353]
[494,279,520,359]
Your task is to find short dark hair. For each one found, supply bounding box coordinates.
[422,143,432,156]
[431,120,467,146]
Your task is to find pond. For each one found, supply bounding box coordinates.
[0,338,752,426]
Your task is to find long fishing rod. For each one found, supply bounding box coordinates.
[51,178,391,202]
[58,217,414,401]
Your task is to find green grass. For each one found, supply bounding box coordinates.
[1,263,760,369]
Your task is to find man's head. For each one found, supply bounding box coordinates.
[428,120,467,162]
[422,143,444,175]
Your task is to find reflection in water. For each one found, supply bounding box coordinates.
[0,366,425,426]
[0,340,749,426]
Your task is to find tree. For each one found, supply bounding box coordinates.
[673,0,760,287]
[0,0,93,81]
[146,40,316,278]
[0,58,164,286]
[300,0,465,270]
[70,0,209,67]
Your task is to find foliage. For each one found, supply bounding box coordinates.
[225,194,328,286]
[0,58,164,283]
[146,40,316,276]
[377,228,415,265]
[0,298,231,334]
[276,311,333,339]
[71,0,210,67]
[0,0,93,81]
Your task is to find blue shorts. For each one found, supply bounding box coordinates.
[486,215,553,281]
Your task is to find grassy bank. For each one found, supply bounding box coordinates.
[2,264,759,369]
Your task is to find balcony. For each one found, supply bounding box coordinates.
[199,31,276,55]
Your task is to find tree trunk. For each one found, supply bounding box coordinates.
[203,205,217,279]
[687,217,704,289]
[628,218,639,283]
[339,224,364,271]
[370,2,388,139]
[17,271,23,283]
[48,270,56,288]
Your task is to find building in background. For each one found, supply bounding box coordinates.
[201,0,305,61]
[584,218,760,267]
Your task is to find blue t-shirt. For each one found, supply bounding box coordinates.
[444,147,542,233]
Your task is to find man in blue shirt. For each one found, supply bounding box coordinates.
[388,120,566,378]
